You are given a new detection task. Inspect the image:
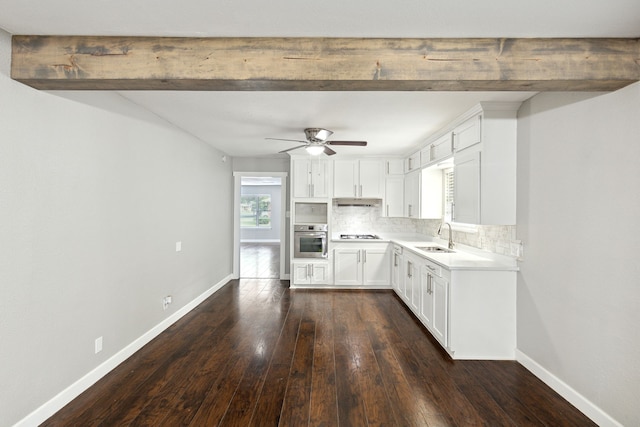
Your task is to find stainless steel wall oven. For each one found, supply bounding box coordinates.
[293,224,328,258]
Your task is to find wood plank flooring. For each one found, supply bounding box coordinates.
[43,279,596,426]
[240,243,280,278]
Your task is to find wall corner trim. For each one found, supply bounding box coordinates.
[13,274,234,427]
[515,349,622,427]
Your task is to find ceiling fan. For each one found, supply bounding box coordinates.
[266,128,367,156]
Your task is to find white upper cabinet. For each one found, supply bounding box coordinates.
[422,132,454,167]
[453,114,482,152]
[385,158,404,176]
[453,150,481,224]
[405,150,421,173]
[333,159,382,198]
[292,158,330,199]
[453,103,519,224]
[383,176,404,217]
[404,170,420,218]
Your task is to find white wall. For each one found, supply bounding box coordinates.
[516,85,640,426]
[0,29,233,426]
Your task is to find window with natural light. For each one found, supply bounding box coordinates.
[240,194,272,228]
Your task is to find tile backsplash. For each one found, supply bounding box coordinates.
[332,205,519,258]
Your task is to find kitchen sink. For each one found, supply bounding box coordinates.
[416,246,455,253]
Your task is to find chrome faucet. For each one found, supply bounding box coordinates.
[437,222,454,249]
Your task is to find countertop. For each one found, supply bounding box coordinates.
[331,232,519,272]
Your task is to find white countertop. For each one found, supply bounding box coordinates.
[332,232,518,272]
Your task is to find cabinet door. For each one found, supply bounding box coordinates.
[310,263,330,285]
[431,275,449,346]
[363,248,390,287]
[359,160,382,198]
[391,251,404,296]
[419,267,434,327]
[404,258,417,306]
[292,159,311,198]
[333,248,362,286]
[310,159,329,198]
[404,171,420,218]
[431,132,454,163]
[292,262,311,284]
[405,151,420,173]
[384,177,404,217]
[333,160,357,197]
[385,159,404,176]
[454,114,481,152]
[454,151,480,224]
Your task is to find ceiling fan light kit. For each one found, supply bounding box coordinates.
[305,145,325,155]
[267,128,367,156]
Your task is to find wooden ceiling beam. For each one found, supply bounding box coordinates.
[10,36,640,91]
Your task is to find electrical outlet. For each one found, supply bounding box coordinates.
[95,336,103,354]
[175,241,182,252]
[163,295,172,310]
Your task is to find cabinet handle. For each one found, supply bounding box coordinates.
[428,274,433,294]
[407,261,412,278]
[310,264,314,277]
[363,250,367,263]
[386,205,389,217]
[359,185,363,197]
[451,132,455,152]
[451,203,455,222]
[426,265,436,271]
[311,184,314,197]
[357,251,361,263]
[386,161,390,174]
[394,253,398,267]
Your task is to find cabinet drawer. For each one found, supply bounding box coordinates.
[423,260,442,277]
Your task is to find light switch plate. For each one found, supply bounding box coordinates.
[175,241,182,252]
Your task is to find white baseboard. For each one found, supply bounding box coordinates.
[515,349,622,427]
[14,274,233,427]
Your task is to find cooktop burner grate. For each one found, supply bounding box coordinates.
[340,234,380,240]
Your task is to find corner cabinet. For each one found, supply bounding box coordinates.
[292,158,330,199]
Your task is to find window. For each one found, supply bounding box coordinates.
[443,167,455,222]
[240,194,271,228]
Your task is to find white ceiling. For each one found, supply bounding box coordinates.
[2,0,639,158]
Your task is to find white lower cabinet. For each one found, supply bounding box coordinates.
[395,246,516,360]
[333,243,390,287]
[391,245,404,295]
[403,252,421,313]
[292,261,329,285]
[419,261,449,347]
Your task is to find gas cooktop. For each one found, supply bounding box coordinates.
[340,234,381,240]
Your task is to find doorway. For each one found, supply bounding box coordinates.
[233,172,288,280]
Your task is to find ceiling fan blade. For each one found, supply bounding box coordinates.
[278,145,306,154]
[323,146,337,156]
[266,137,308,144]
[326,140,368,146]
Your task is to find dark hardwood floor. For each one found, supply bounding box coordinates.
[43,279,596,426]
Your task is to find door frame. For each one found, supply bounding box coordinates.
[233,171,289,280]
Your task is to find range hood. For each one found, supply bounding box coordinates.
[333,198,382,207]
